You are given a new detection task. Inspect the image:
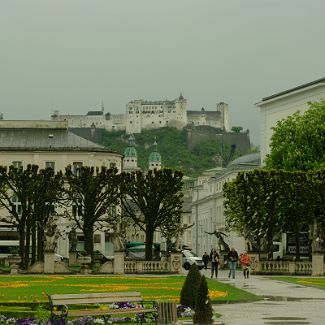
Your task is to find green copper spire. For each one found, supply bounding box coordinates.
[148,138,162,166]
[124,134,137,158]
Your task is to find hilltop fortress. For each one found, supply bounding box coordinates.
[51,94,230,134]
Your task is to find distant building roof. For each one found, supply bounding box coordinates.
[87,111,103,116]
[259,77,325,103]
[228,153,261,169]
[0,127,115,152]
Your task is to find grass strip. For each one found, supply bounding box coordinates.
[269,276,325,290]
[0,275,259,303]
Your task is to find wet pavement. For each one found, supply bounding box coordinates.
[200,269,325,325]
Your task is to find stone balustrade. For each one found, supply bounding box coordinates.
[258,260,312,275]
[124,260,170,274]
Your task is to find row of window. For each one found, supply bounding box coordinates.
[11,161,116,175]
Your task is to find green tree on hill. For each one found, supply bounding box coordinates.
[101,127,243,176]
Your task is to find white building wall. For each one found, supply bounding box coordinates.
[52,113,126,132]
[0,149,123,258]
[126,98,187,134]
[257,82,325,165]
[0,151,122,173]
[51,99,228,134]
[191,171,246,257]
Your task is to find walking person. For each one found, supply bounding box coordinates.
[210,249,220,278]
[202,251,210,270]
[240,251,252,278]
[227,247,239,279]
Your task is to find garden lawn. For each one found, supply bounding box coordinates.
[270,276,325,290]
[0,275,259,304]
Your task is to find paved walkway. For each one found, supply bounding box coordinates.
[199,269,325,325]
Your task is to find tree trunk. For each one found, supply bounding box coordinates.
[295,230,301,261]
[18,225,26,269]
[145,226,154,261]
[37,225,44,261]
[25,221,31,269]
[31,217,37,265]
[266,230,274,260]
[83,226,94,256]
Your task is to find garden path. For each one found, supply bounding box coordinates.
[200,268,325,325]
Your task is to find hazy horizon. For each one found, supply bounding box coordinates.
[1,0,325,146]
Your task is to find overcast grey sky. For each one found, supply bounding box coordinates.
[1,0,324,145]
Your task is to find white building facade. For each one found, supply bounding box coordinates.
[0,120,123,259]
[51,95,230,134]
[256,77,325,165]
[126,95,187,134]
[190,154,261,258]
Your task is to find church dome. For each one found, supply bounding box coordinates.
[124,135,137,158]
[149,150,162,163]
[124,146,137,158]
[148,141,162,163]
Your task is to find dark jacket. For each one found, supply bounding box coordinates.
[210,251,220,264]
[202,253,210,263]
[227,250,239,262]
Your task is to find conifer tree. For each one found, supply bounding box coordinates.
[193,275,213,324]
[180,263,201,309]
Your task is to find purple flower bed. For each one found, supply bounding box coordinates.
[0,303,193,324]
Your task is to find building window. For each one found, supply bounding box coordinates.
[73,162,83,176]
[108,205,116,217]
[11,195,22,216]
[45,161,55,171]
[110,162,116,169]
[94,234,101,244]
[72,201,83,217]
[12,161,22,169]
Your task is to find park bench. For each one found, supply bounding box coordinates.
[47,291,157,324]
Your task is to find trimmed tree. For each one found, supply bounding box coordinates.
[224,169,283,257]
[120,168,183,260]
[180,263,201,309]
[65,166,121,260]
[193,275,213,324]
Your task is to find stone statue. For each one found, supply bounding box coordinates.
[175,222,195,250]
[111,233,125,251]
[110,221,127,252]
[205,230,230,252]
[68,229,77,252]
[44,223,59,253]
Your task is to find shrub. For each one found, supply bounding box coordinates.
[180,264,201,308]
[193,275,213,324]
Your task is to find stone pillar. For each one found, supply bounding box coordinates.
[249,253,260,273]
[288,261,295,274]
[170,252,182,274]
[10,264,19,275]
[44,253,55,274]
[113,251,125,274]
[81,264,90,274]
[312,254,324,276]
[69,252,78,266]
[157,301,177,325]
[136,261,143,273]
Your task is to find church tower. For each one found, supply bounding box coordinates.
[123,134,139,172]
[148,139,162,171]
